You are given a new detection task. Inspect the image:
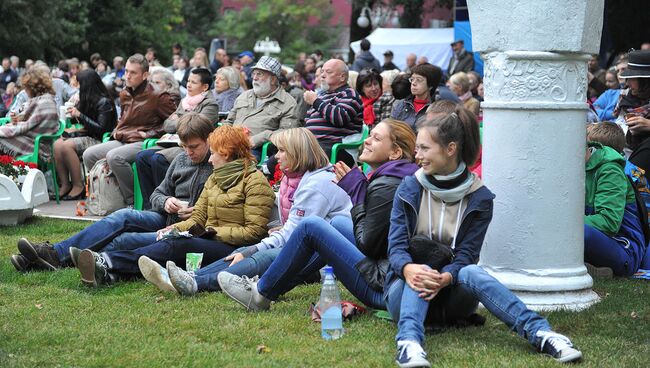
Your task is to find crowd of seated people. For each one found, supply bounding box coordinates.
[4,42,650,368]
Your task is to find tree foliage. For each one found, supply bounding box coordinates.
[0,0,218,65]
[0,0,90,61]
[210,0,338,63]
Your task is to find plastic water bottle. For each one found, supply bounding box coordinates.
[319,266,344,340]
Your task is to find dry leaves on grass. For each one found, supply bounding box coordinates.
[256,345,271,354]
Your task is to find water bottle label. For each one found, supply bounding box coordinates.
[321,306,344,340]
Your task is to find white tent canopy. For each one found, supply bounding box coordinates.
[350,27,454,71]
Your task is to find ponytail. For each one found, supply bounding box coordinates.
[419,106,481,166]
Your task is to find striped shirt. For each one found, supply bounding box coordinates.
[305,85,363,145]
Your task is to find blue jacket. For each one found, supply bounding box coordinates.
[385,175,495,287]
[391,96,431,131]
[594,89,621,122]
[351,51,381,72]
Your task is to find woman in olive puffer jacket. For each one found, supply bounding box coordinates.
[74,124,275,287]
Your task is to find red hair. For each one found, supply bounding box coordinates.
[208,125,255,163]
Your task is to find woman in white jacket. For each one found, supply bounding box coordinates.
[140,127,352,294]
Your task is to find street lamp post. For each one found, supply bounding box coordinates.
[253,37,281,57]
[356,2,399,29]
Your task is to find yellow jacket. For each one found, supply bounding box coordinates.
[174,168,275,246]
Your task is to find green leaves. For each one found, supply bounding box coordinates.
[209,0,337,63]
[0,0,210,65]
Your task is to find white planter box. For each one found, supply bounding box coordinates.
[0,169,49,225]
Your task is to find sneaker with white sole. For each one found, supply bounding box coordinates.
[69,247,82,268]
[10,254,32,272]
[395,340,431,368]
[139,256,177,293]
[536,330,583,363]
[77,250,110,287]
[217,272,269,311]
[166,261,197,296]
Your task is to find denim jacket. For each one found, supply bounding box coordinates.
[385,175,495,288]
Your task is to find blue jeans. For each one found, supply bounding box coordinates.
[257,216,386,309]
[584,224,640,276]
[136,149,170,211]
[385,264,551,346]
[195,248,282,292]
[104,237,235,277]
[53,209,167,264]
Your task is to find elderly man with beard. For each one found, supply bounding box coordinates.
[225,56,299,160]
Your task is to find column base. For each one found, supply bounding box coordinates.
[480,265,600,311]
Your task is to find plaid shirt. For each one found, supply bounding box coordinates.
[373,91,395,123]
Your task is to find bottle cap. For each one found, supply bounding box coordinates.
[324,265,334,274]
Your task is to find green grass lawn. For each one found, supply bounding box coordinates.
[1,217,649,367]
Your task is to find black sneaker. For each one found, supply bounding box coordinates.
[10,254,33,272]
[536,330,583,363]
[17,238,61,271]
[395,340,431,368]
[77,250,110,287]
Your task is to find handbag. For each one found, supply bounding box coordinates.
[408,234,454,271]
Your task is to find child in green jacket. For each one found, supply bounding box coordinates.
[585,122,646,276]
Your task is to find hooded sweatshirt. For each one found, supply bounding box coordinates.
[351,50,381,72]
[585,142,647,272]
[246,165,352,255]
[585,142,637,235]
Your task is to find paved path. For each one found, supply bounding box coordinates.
[34,200,104,222]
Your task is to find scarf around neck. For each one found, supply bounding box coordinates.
[415,161,474,202]
[459,90,473,102]
[361,95,378,125]
[182,92,206,111]
[212,158,254,191]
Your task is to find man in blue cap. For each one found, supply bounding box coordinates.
[239,51,255,89]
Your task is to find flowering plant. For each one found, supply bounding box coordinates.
[0,155,37,187]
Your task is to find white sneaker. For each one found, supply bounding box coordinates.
[217,271,269,311]
[536,330,583,363]
[395,340,431,368]
[138,256,177,293]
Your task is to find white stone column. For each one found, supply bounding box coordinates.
[467,0,602,310]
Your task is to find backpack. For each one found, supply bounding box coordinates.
[624,161,650,244]
[86,158,126,216]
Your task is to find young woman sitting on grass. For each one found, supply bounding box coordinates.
[72,125,275,287]
[140,127,352,294]
[217,119,418,312]
[384,108,582,367]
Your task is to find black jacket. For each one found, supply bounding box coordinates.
[76,96,117,140]
[353,175,403,291]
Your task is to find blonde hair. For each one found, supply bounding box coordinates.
[347,70,359,90]
[270,128,329,173]
[449,72,470,94]
[193,49,210,68]
[21,66,54,96]
[380,69,400,86]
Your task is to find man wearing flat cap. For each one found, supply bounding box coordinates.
[225,55,299,159]
[447,39,475,75]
